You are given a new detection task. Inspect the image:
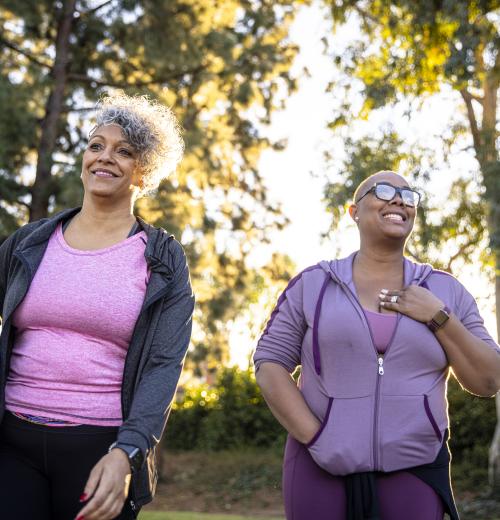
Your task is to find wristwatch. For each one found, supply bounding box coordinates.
[427,305,450,333]
[108,442,144,473]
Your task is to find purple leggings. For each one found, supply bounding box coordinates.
[283,436,444,520]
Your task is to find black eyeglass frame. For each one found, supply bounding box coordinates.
[356,182,421,208]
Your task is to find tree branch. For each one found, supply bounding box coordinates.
[61,105,95,114]
[0,35,52,70]
[67,64,205,87]
[460,88,482,153]
[470,93,484,105]
[445,236,481,272]
[78,0,114,16]
[352,5,378,24]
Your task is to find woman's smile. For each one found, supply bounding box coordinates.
[92,169,118,178]
[81,124,142,199]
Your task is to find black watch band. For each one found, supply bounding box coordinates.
[109,442,144,473]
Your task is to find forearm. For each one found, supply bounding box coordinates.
[436,314,500,396]
[256,362,320,444]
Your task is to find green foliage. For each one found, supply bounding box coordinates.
[165,367,286,451]
[323,130,489,271]
[166,368,495,494]
[448,377,497,492]
[327,0,499,104]
[323,131,416,224]
[322,0,500,255]
[0,0,305,371]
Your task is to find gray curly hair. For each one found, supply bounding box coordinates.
[91,91,184,194]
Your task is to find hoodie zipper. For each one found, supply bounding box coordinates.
[329,260,434,470]
[338,281,402,470]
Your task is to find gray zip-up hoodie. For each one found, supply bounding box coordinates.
[254,252,498,476]
[0,208,195,511]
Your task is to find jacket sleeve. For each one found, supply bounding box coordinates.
[0,237,9,320]
[253,271,307,373]
[0,220,44,321]
[116,239,195,455]
[456,282,499,354]
[0,229,22,322]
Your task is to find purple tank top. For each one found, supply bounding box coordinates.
[364,309,397,354]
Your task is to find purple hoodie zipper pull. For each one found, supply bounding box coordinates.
[378,356,384,375]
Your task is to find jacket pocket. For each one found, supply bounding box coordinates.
[307,395,374,476]
[306,397,333,448]
[379,391,445,472]
[424,394,443,442]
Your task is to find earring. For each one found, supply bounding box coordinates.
[355,217,359,221]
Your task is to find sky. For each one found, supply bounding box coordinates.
[228,2,498,367]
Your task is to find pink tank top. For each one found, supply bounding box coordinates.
[5,223,148,426]
[364,309,397,354]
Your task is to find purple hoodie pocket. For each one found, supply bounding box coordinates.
[306,397,333,448]
[378,389,446,472]
[307,394,374,476]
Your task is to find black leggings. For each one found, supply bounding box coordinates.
[0,412,136,520]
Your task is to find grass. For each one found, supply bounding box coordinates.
[141,448,499,520]
[140,513,283,520]
[149,449,284,515]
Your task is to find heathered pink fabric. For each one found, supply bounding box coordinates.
[364,308,397,355]
[5,223,148,426]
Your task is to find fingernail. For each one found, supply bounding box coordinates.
[79,493,87,502]
[380,289,388,294]
[378,293,384,299]
[380,301,385,306]
[76,516,85,520]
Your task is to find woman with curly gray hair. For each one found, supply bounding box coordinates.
[0,92,194,520]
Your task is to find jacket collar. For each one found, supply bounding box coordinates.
[133,216,176,309]
[319,251,434,288]
[14,208,80,278]
[16,208,80,254]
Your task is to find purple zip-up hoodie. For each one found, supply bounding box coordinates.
[254,252,499,476]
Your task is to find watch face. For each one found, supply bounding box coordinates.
[433,310,449,326]
[128,447,143,472]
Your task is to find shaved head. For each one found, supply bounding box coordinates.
[353,171,409,203]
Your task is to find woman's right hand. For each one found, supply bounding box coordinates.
[75,449,131,520]
[255,362,321,444]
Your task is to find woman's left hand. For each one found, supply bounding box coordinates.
[75,449,131,520]
[379,285,445,323]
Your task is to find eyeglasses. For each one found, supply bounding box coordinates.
[356,182,421,208]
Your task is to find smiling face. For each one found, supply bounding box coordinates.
[81,124,143,202]
[349,172,417,244]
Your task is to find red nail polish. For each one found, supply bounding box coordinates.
[76,516,85,520]
[79,493,87,502]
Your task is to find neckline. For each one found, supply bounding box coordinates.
[56,222,146,256]
[363,307,398,318]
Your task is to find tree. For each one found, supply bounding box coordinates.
[323,130,489,272]
[322,0,500,491]
[0,0,307,373]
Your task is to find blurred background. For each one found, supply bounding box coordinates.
[0,1,499,518]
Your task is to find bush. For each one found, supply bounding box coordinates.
[164,368,497,493]
[447,377,496,492]
[164,367,286,451]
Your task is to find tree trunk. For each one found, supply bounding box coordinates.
[30,0,77,222]
[490,267,500,495]
[481,74,500,495]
